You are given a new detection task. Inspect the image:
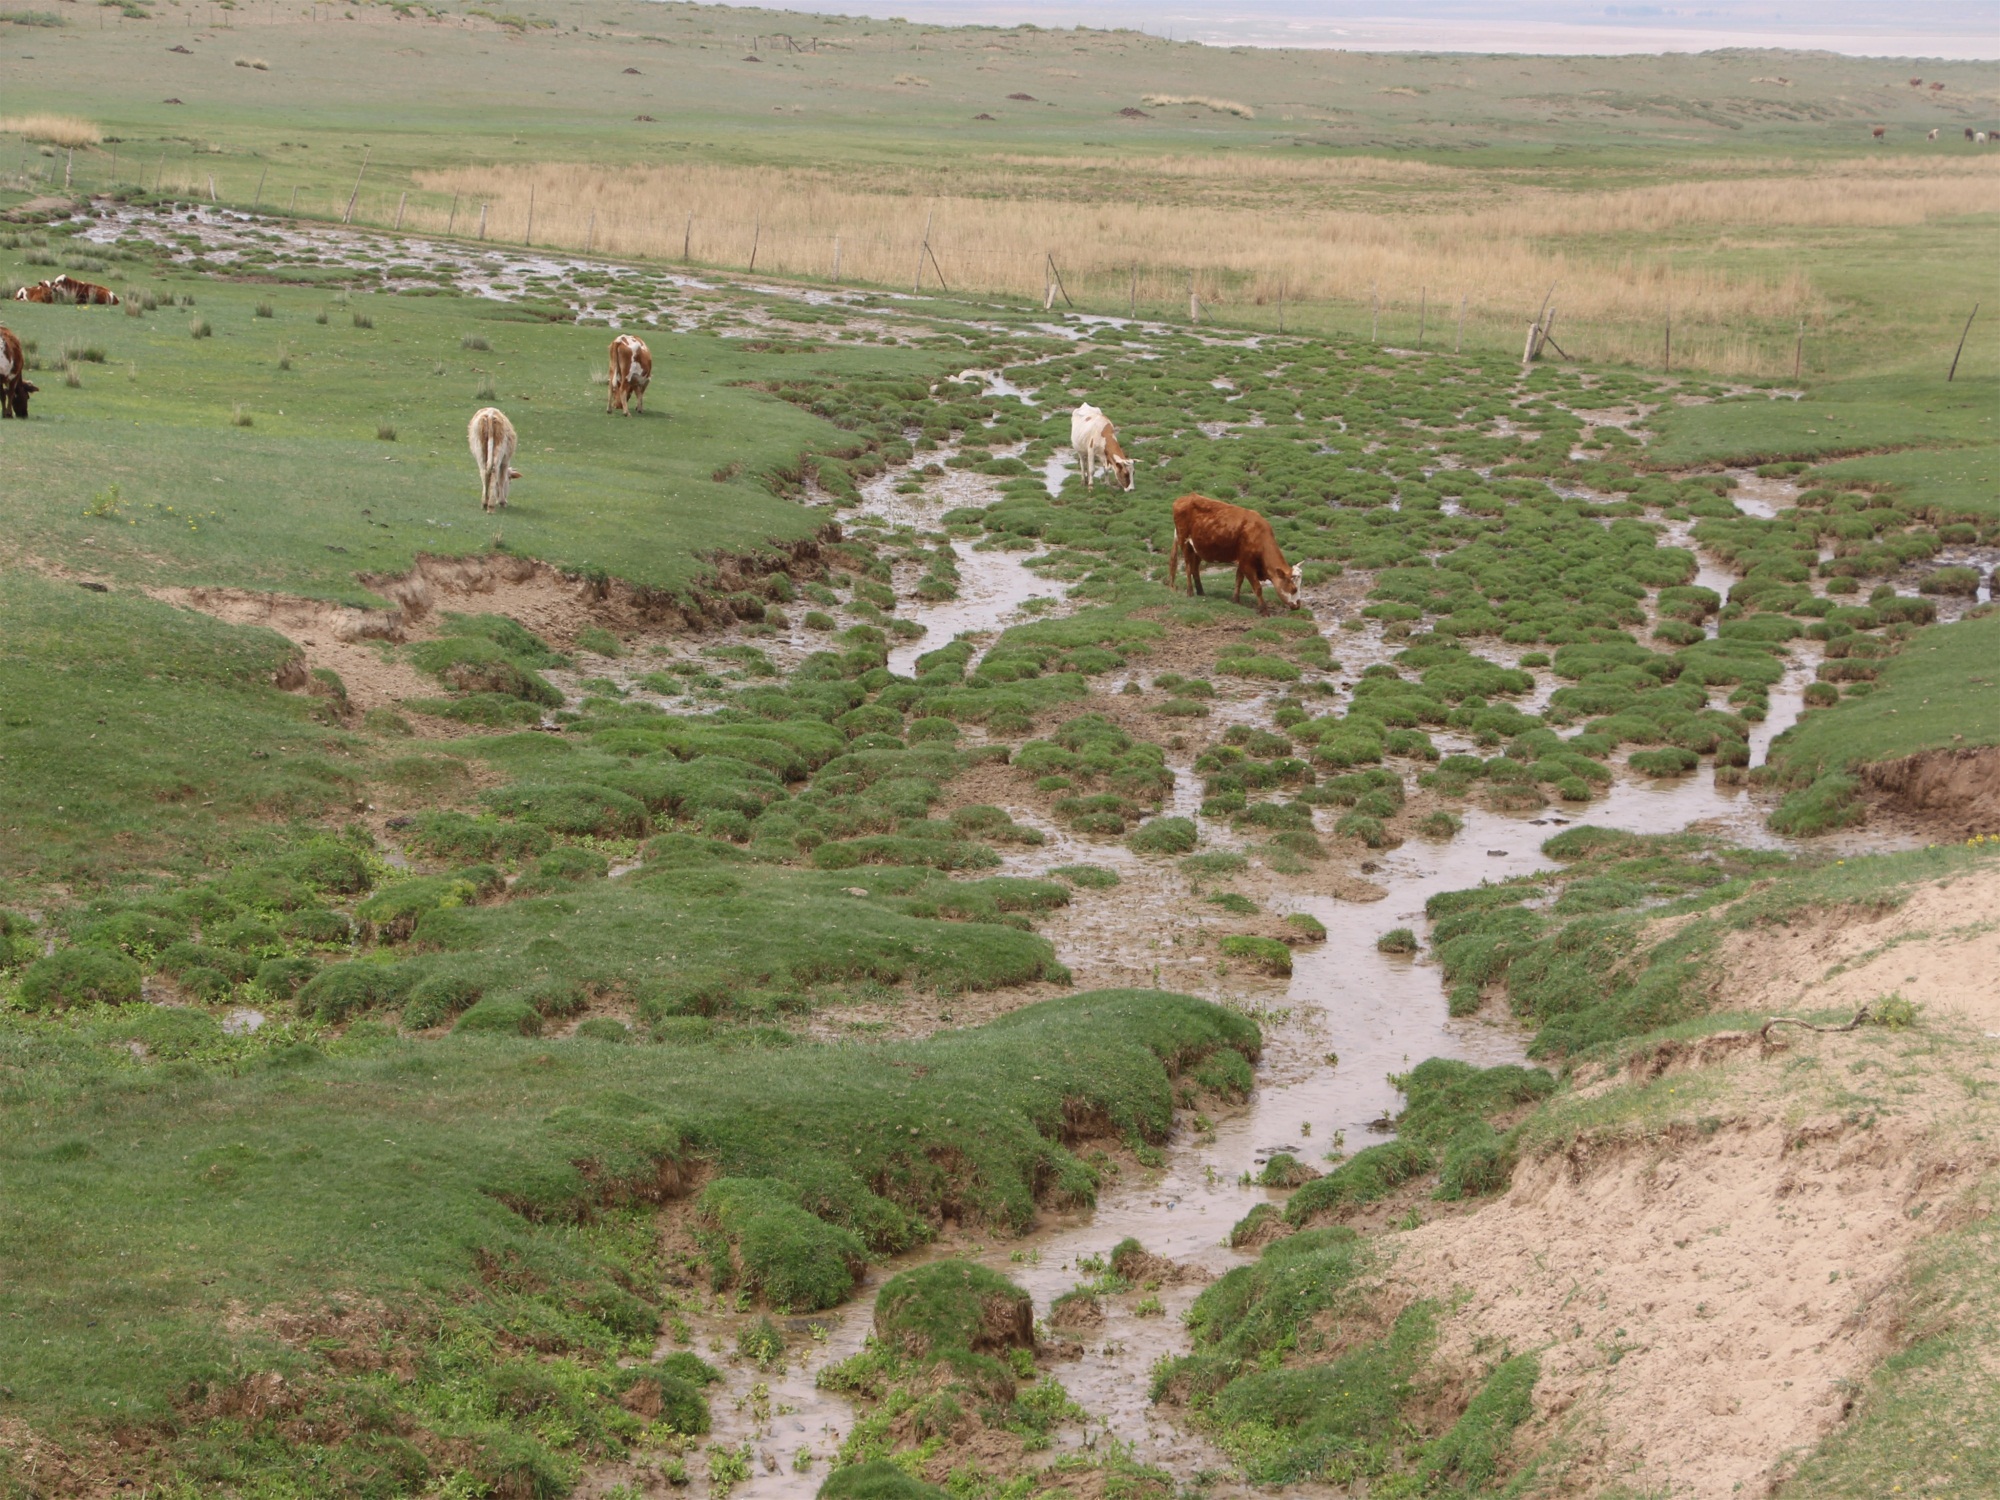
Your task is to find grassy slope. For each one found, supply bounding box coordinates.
[1764,610,2000,781]
[0,571,359,888]
[1648,374,1997,471]
[2,990,1257,1461]
[0,268,918,601]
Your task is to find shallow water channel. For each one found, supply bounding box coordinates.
[633,421,1919,1497]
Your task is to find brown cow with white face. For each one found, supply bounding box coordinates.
[1168,493,1302,614]
[14,275,120,306]
[0,325,37,419]
[468,407,522,513]
[607,334,652,416]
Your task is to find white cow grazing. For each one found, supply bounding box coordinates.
[468,407,522,513]
[1070,402,1135,491]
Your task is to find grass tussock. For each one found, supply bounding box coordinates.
[0,112,100,147]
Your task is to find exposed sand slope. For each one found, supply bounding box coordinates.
[1380,864,2000,1498]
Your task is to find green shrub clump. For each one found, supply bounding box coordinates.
[17,947,143,1011]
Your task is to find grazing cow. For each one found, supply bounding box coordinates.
[606,333,652,416]
[1167,493,1302,614]
[1968,127,1978,140]
[1070,402,1135,491]
[1871,125,1886,140]
[468,407,522,513]
[1909,77,1923,87]
[1930,128,1940,140]
[13,274,120,306]
[0,325,36,419]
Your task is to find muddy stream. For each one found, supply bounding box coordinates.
[602,402,1918,1496]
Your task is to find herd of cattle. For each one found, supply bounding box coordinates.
[4,288,1307,613]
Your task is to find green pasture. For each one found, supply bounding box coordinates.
[2,0,1996,375]
[0,258,934,601]
[0,987,1256,1489]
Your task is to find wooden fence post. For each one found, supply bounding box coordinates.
[1417,285,1426,348]
[1456,294,1465,354]
[1948,303,1978,382]
[584,209,595,254]
[251,163,267,211]
[1129,262,1137,318]
[914,206,933,293]
[747,216,759,272]
[832,235,841,283]
[447,193,458,236]
[1664,311,1671,374]
[523,184,533,246]
[288,184,299,214]
[1188,273,1201,325]
[1371,283,1378,342]
[478,202,487,240]
[1794,320,1803,382]
[394,191,408,231]
[343,147,368,224]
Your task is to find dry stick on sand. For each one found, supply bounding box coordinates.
[1760,1005,1873,1044]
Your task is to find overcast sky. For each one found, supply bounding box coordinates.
[808,0,1999,57]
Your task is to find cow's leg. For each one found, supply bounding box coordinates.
[1187,546,1204,595]
[631,385,644,415]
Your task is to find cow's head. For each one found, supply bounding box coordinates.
[1111,453,1135,491]
[1275,561,1303,610]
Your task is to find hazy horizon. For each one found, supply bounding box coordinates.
[748,0,2000,58]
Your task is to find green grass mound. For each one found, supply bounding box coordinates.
[820,1460,953,1500]
[873,1259,1034,1359]
[16,947,143,1011]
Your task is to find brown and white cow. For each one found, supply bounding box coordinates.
[1070,402,1135,491]
[0,325,36,419]
[607,333,652,416]
[1167,493,1302,614]
[468,407,522,513]
[14,274,120,306]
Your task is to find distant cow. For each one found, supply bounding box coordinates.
[1871,125,1886,140]
[606,333,652,416]
[1070,402,1134,491]
[468,407,522,513]
[1968,127,1978,140]
[1909,77,1923,87]
[1929,128,1940,140]
[14,274,120,306]
[1168,493,1301,614]
[0,325,36,419]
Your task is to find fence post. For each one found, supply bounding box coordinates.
[913,205,933,293]
[252,163,267,212]
[523,184,534,246]
[447,193,458,236]
[747,216,759,273]
[683,212,692,261]
[832,235,841,283]
[394,191,408,231]
[1277,277,1284,334]
[288,184,299,214]
[585,208,595,254]
[1371,283,1378,342]
[478,202,488,240]
[1188,272,1200,325]
[1129,262,1136,319]
[1947,303,1978,382]
[65,148,72,189]
[1664,310,1671,374]
[1417,285,1426,348]
[1794,320,1803,382]
[1456,294,1465,354]
[343,147,368,224]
